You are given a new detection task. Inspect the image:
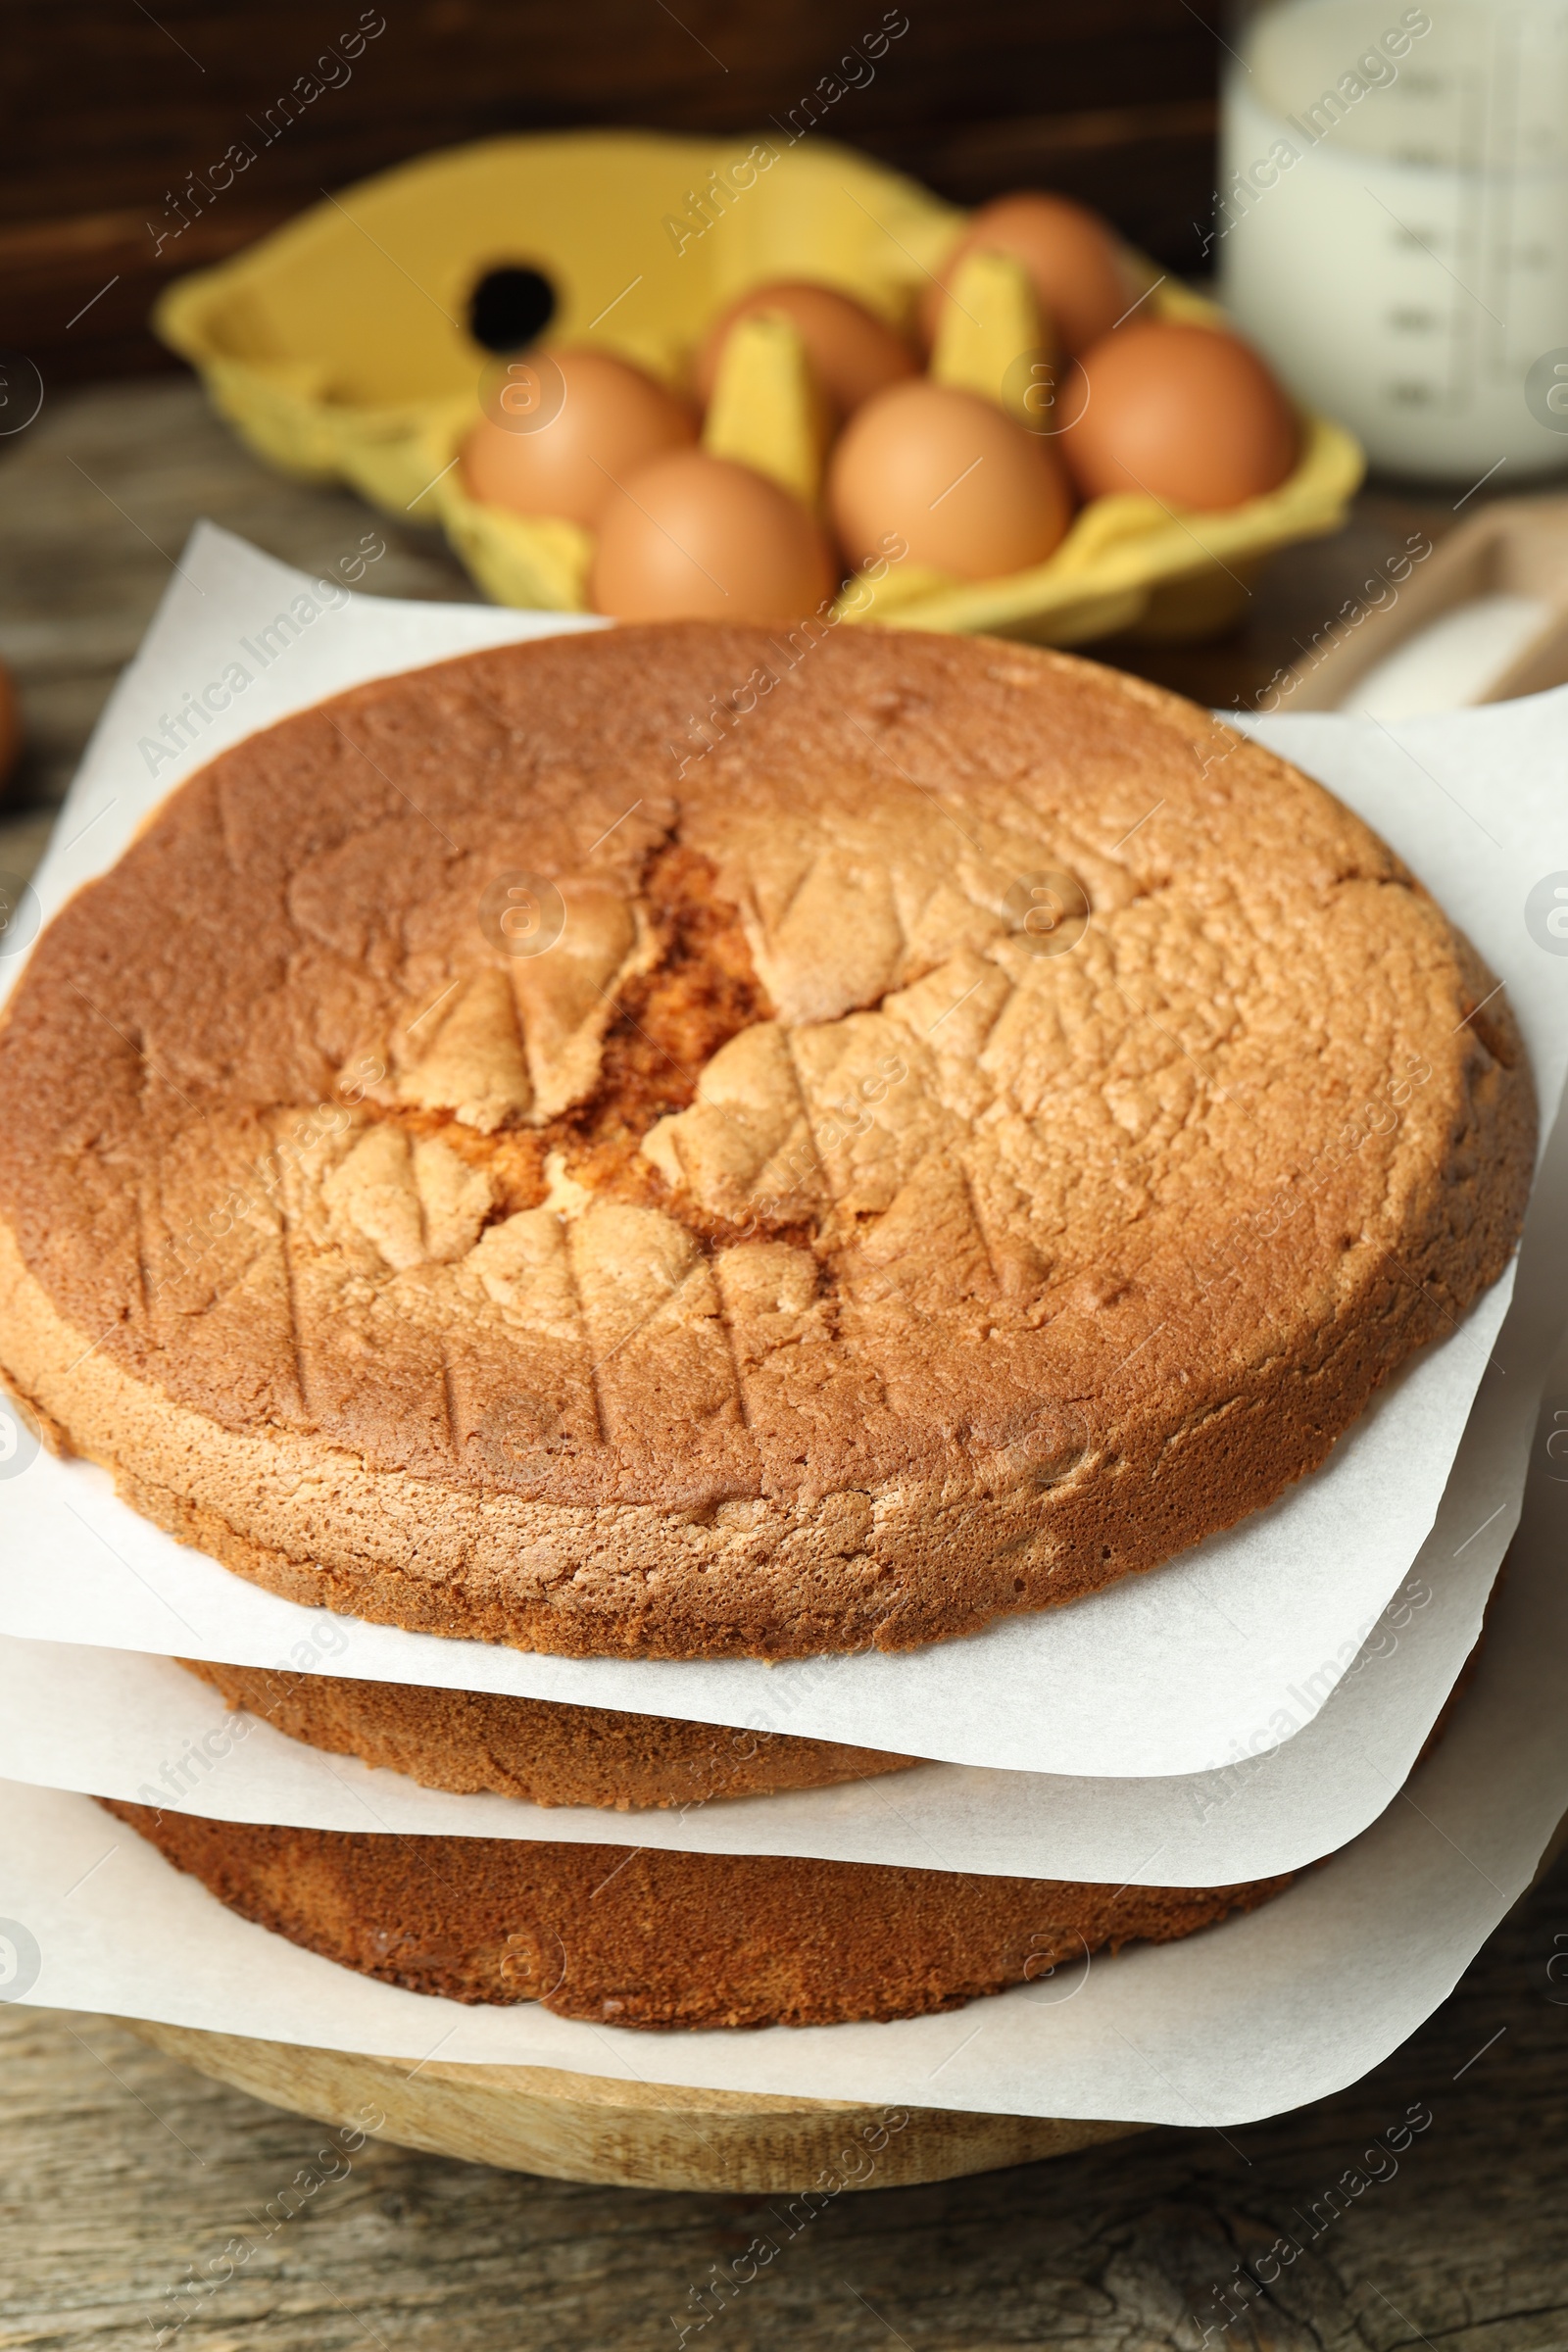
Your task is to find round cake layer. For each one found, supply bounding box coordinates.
[0,624,1534,1658]
[101,1799,1292,2029]
[180,1657,914,1810]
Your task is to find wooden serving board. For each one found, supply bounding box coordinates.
[124,2018,1140,2190]
[119,1822,1568,2193]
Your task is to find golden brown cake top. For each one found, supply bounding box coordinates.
[0,623,1534,1657]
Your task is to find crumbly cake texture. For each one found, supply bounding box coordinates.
[0,624,1535,1659]
[180,1657,914,1811]
[100,1798,1291,2029]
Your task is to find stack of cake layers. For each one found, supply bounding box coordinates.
[0,527,1566,2130]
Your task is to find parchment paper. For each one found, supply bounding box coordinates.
[2,524,1566,1779]
[0,1292,1541,1883]
[3,1341,1565,2129]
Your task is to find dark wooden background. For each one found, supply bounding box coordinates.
[0,0,1221,388]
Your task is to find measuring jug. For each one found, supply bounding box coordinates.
[1220,0,1568,479]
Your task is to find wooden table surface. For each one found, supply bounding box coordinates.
[2,379,1565,2350]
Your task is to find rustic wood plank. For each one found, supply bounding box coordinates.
[2,1854,1565,2348]
[4,5,1222,383]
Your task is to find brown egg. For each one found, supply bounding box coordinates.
[1055,321,1298,510]
[828,381,1073,581]
[590,450,840,622]
[919,193,1133,357]
[463,347,697,530]
[696,281,917,417]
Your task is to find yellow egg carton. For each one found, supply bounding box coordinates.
[155,129,1363,644]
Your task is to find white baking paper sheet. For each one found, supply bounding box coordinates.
[0,1256,1551,1885]
[0,1538,1498,1885]
[3,1345,1565,2130]
[2,524,1567,1780]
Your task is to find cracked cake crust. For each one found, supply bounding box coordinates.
[0,624,1536,1659]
